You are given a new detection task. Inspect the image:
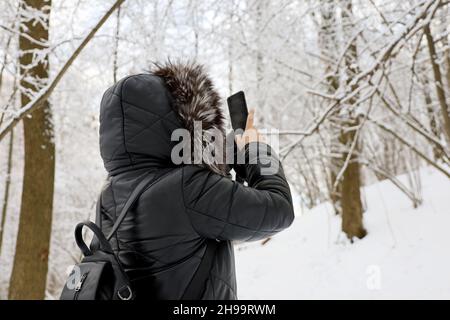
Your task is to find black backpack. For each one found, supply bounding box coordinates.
[60,171,218,300]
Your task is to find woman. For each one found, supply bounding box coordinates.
[98,61,294,299]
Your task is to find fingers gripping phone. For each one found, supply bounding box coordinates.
[227,91,248,132]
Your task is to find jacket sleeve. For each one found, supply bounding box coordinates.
[182,142,295,242]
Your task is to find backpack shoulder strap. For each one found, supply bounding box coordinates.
[97,168,218,300]
[181,240,219,300]
[106,169,171,241]
[95,178,112,229]
[95,194,102,228]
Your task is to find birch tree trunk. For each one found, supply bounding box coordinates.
[9,0,55,300]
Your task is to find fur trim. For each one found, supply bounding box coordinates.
[151,61,227,175]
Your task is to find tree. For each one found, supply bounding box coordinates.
[316,0,366,239]
[336,0,366,239]
[0,2,19,257]
[0,130,14,256]
[424,24,450,145]
[316,0,341,212]
[9,0,54,300]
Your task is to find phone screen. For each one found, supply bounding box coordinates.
[227,91,248,131]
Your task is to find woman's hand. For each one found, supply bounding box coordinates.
[235,109,264,150]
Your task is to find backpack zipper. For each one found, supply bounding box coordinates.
[74,272,88,300]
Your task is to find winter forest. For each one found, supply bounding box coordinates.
[0,0,450,299]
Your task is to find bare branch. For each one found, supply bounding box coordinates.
[0,0,126,142]
[369,117,450,179]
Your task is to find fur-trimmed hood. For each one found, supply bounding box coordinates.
[99,61,227,175]
[151,61,227,175]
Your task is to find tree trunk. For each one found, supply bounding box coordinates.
[112,6,121,83]
[440,6,450,136]
[9,0,55,300]
[419,65,442,160]
[227,10,234,96]
[317,0,366,237]
[424,25,450,145]
[0,130,14,255]
[338,0,366,239]
[340,117,367,239]
[255,0,267,125]
[317,0,341,213]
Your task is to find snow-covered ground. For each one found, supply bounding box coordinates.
[235,168,450,299]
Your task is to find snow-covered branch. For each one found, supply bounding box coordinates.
[0,0,126,142]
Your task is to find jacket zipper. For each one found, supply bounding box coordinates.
[74,272,88,300]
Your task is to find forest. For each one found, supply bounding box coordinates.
[0,0,449,299]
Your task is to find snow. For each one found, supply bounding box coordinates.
[235,167,450,299]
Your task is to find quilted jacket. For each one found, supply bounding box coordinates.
[98,63,294,300]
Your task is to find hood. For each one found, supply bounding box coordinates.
[99,61,227,176]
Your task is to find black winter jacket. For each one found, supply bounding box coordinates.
[98,64,294,300]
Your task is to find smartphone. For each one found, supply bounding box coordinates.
[227,91,248,131]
